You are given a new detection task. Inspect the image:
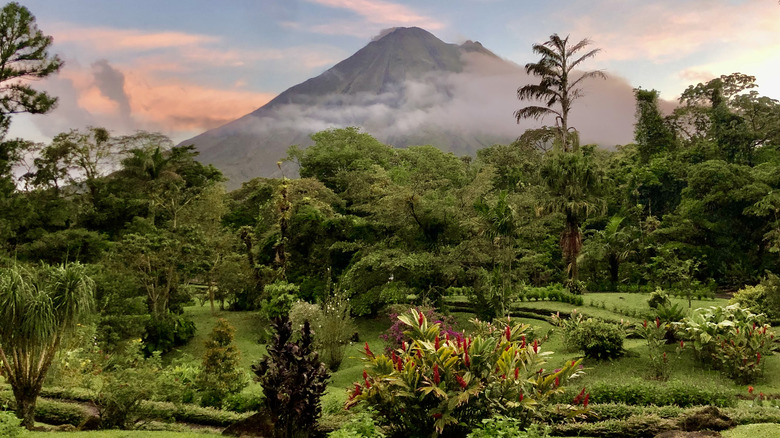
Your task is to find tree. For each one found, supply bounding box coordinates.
[515,34,605,152]
[634,89,676,163]
[540,149,605,280]
[0,263,94,429]
[0,2,62,132]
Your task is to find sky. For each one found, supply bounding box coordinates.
[8,0,780,145]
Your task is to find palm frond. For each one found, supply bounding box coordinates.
[515,106,559,122]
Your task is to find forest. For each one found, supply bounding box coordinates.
[2,2,780,438]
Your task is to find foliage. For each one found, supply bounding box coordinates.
[142,313,196,356]
[550,310,585,352]
[347,309,586,437]
[568,318,625,360]
[570,381,736,407]
[90,340,164,429]
[677,304,777,383]
[253,317,330,438]
[648,288,671,309]
[467,417,551,438]
[380,305,458,352]
[515,34,605,153]
[195,319,247,408]
[0,410,24,438]
[327,410,386,438]
[261,281,300,319]
[730,274,780,321]
[635,318,672,380]
[315,291,356,370]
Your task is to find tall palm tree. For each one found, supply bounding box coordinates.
[515,34,606,152]
[541,151,606,280]
[0,263,94,429]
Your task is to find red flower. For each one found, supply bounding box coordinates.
[365,378,371,389]
[583,393,590,407]
[417,349,422,359]
[521,336,526,348]
[656,317,661,328]
[748,386,754,394]
[364,342,374,358]
[418,311,424,327]
[402,341,407,351]
[757,352,762,364]
[519,392,524,402]
[533,339,538,353]
[680,340,685,349]
[433,364,440,385]
[433,413,442,419]
[363,370,368,380]
[464,351,471,368]
[514,367,519,380]
[643,320,648,328]
[456,374,468,389]
[435,335,440,350]
[505,325,512,341]
[555,376,560,387]
[573,387,586,404]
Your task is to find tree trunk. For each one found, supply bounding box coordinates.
[13,385,39,430]
[561,218,582,280]
[609,255,619,290]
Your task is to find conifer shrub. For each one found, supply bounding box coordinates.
[196,319,247,408]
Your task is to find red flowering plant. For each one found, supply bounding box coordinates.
[635,317,673,380]
[346,309,586,437]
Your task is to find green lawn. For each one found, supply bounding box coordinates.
[28,432,222,438]
[723,423,780,438]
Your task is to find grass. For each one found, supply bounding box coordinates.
[722,423,780,438]
[28,432,222,437]
[170,304,266,370]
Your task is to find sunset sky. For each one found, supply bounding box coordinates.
[9,0,780,144]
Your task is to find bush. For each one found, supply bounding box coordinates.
[0,391,91,426]
[0,410,24,437]
[327,410,385,438]
[223,390,264,413]
[648,288,671,309]
[678,304,777,383]
[196,319,248,408]
[142,313,196,355]
[347,310,587,437]
[467,416,551,438]
[316,292,355,370]
[380,305,458,352]
[289,300,322,335]
[253,317,329,438]
[550,310,585,352]
[261,281,300,319]
[635,318,672,380]
[565,381,736,407]
[569,319,625,360]
[731,274,780,321]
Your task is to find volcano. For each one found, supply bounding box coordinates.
[181,27,637,188]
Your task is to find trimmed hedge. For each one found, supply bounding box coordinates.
[558,381,736,407]
[0,391,91,426]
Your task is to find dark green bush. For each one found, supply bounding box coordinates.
[223,391,265,413]
[570,319,625,359]
[142,313,196,355]
[648,288,671,309]
[0,391,91,426]
[141,401,249,426]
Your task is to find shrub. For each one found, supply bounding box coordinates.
[0,410,24,437]
[648,288,671,309]
[550,310,585,352]
[731,274,780,321]
[223,390,264,413]
[142,313,196,355]
[261,281,300,319]
[327,410,385,438]
[316,292,355,370]
[635,318,672,380]
[347,310,587,437]
[569,319,625,360]
[567,380,736,407]
[253,317,329,438]
[289,300,322,335]
[678,304,777,383]
[380,305,458,352]
[196,319,248,408]
[467,417,551,438]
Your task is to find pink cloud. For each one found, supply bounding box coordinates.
[54,26,220,52]
[304,0,444,32]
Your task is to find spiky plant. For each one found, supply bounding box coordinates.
[0,263,94,429]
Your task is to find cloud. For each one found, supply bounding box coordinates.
[292,0,445,37]
[566,0,780,63]
[54,26,220,52]
[91,59,132,126]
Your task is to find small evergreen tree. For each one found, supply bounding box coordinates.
[253,317,329,438]
[196,318,246,407]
